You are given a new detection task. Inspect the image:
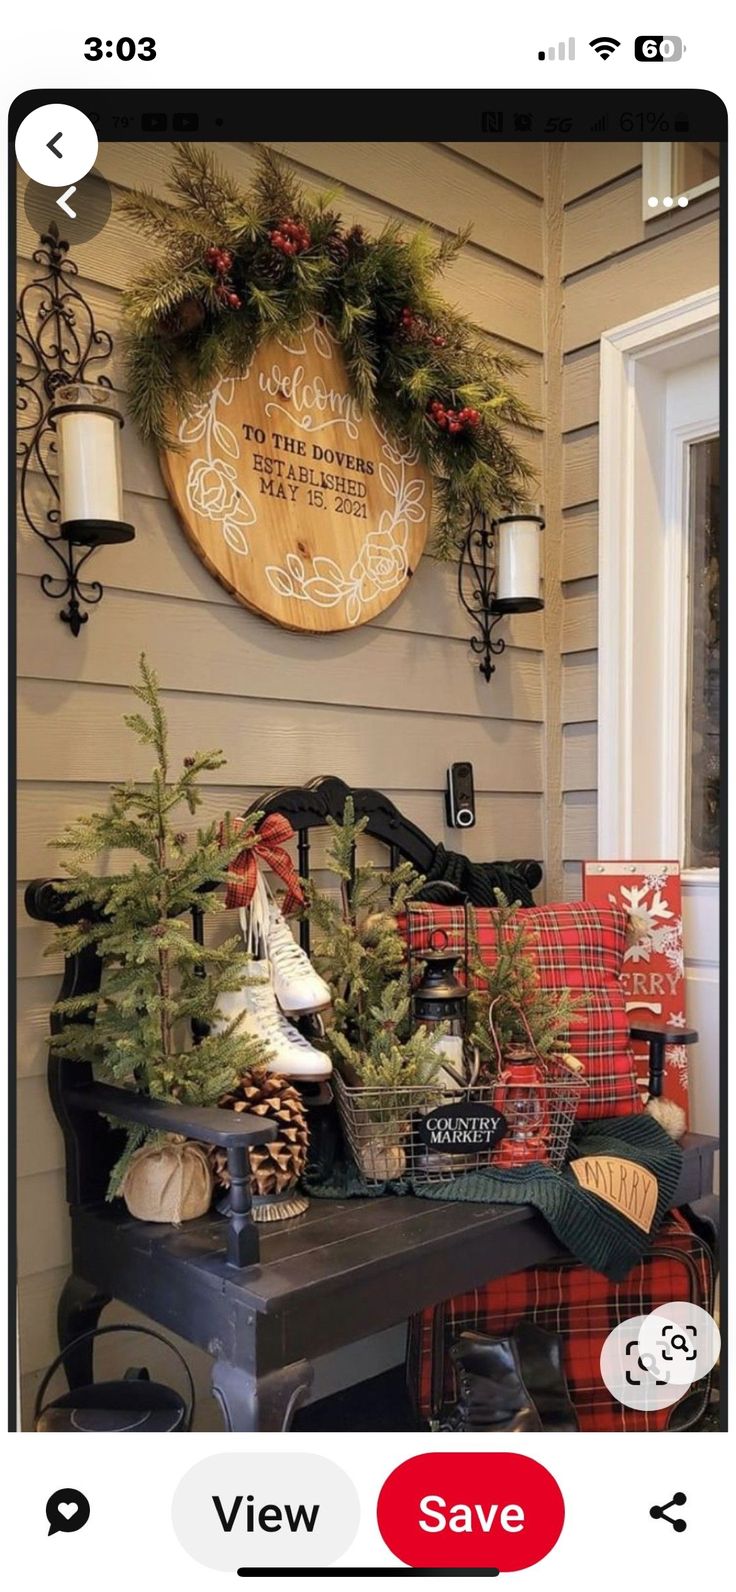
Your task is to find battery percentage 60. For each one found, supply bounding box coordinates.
[635,36,685,61]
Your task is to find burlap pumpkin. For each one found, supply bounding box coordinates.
[121,1136,213,1224]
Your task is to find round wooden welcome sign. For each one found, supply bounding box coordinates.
[160,325,432,632]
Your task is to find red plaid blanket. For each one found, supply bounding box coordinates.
[407,1212,714,1432]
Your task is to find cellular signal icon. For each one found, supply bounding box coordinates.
[538,37,575,61]
[589,36,621,60]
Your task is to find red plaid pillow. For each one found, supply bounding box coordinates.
[404,900,641,1120]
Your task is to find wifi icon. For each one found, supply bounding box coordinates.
[589,36,621,59]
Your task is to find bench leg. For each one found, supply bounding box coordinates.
[212,1357,313,1432]
[57,1275,111,1389]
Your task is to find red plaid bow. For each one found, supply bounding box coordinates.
[222,812,305,914]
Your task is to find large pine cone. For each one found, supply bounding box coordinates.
[213,1068,309,1197]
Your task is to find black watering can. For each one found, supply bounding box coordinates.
[34,1324,195,1432]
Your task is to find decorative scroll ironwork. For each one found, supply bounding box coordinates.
[16,223,115,635]
[457,514,506,683]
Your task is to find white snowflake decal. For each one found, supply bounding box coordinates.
[666,1045,690,1079]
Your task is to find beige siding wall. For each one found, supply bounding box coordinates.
[17,140,546,1422]
[558,146,720,898]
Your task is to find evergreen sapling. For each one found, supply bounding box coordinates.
[302,798,445,1117]
[48,655,271,1192]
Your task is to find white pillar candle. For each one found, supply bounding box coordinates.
[52,385,125,527]
[494,514,544,612]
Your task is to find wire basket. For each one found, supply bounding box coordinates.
[333,1056,586,1187]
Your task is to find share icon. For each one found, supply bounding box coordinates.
[650,1493,687,1532]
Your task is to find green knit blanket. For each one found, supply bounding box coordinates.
[304,1114,682,1281]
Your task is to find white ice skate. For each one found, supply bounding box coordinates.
[215,960,332,1081]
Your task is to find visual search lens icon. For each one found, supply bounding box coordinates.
[626,1342,669,1388]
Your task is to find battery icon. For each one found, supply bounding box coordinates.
[635,35,685,61]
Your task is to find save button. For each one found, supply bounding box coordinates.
[377,1451,564,1571]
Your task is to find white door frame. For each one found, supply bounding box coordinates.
[597,286,719,859]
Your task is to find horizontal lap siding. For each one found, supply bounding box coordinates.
[559,144,719,900]
[16,140,546,1407]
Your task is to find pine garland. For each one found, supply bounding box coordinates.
[120,143,537,553]
[47,654,271,1193]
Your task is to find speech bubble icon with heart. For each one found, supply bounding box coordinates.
[46,1488,91,1535]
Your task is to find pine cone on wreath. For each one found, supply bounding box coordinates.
[162,295,207,337]
[344,224,368,260]
[325,228,350,267]
[213,1068,309,1197]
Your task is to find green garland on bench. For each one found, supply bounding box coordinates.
[120,143,537,554]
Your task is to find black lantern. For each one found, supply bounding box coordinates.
[411,927,468,1080]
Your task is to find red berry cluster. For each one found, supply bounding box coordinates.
[399,307,447,347]
[204,245,241,309]
[205,245,234,276]
[428,399,481,436]
[269,217,311,256]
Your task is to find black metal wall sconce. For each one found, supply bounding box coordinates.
[457,510,545,682]
[17,223,135,636]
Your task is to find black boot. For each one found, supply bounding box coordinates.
[514,1321,579,1433]
[447,1332,543,1432]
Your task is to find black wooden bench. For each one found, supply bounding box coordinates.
[25,775,716,1431]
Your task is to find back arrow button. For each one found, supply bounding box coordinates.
[47,131,63,158]
[57,185,77,218]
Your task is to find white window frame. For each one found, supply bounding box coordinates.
[642,142,720,221]
[597,287,719,865]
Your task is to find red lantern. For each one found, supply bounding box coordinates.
[487,1000,551,1167]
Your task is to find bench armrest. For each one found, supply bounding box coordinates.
[68,1082,277,1271]
[629,1019,699,1098]
[67,1082,277,1149]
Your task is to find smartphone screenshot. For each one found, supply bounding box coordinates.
[5,11,728,1589]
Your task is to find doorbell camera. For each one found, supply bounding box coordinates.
[446,762,476,829]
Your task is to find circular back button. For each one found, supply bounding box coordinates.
[15,104,98,187]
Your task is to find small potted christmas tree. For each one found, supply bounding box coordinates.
[303,798,443,1181]
[47,655,271,1214]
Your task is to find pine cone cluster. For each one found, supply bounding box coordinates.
[213,1068,309,1197]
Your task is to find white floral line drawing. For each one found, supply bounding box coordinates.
[274,319,336,361]
[265,419,427,624]
[179,378,255,557]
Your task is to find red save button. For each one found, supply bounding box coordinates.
[377,1452,564,1572]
